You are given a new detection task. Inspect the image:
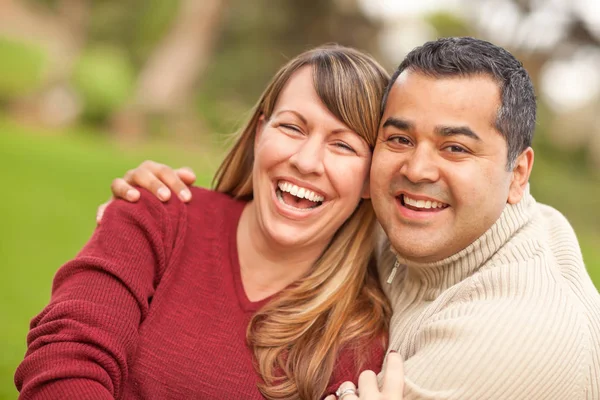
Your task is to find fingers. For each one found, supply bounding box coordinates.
[357,370,379,396]
[381,352,404,398]
[335,381,358,400]
[116,160,194,203]
[332,357,403,400]
[111,178,141,202]
[137,161,192,202]
[175,166,197,186]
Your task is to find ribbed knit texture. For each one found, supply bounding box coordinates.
[376,186,600,399]
[15,187,384,399]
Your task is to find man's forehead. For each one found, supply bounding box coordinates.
[380,71,501,138]
[393,69,499,93]
[381,70,501,125]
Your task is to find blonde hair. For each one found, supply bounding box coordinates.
[213,45,391,400]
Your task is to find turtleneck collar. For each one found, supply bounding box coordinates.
[380,185,537,293]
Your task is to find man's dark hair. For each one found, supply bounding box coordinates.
[381,37,536,169]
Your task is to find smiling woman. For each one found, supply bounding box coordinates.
[15,45,392,400]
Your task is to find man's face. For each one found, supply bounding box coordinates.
[370,70,517,263]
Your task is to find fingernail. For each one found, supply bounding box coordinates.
[126,189,137,201]
[157,187,170,201]
[179,189,191,201]
[390,350,397,353]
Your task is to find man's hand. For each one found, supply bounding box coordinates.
[97,160,197,223]
[326,352,404,400]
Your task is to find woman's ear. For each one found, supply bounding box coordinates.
[255,114,266,144]
[507,147,534,204]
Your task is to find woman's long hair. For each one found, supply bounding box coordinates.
[213,45,391,400]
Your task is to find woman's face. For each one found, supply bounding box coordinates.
[251,66,372,251]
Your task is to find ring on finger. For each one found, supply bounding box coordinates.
[336,387,358,399]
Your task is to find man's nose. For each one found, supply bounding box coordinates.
[400,145,440,183]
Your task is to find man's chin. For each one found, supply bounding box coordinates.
[389,237,451,264]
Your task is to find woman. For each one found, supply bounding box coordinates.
[16,45,395,400]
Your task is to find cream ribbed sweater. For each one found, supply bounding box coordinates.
[376,188,600,399]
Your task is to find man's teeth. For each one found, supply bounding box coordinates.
[403,195,447,209]
[277,181,324,203]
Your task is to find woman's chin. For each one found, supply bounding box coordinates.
[265,224,327,251]
[270,230,313,249]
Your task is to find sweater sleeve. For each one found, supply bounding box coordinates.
[398,284,589,400]
[15,191,183,399]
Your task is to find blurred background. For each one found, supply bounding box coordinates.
[1,0,598,397]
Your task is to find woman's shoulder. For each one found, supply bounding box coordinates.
[189,186,240,204]
[187,186,247,218]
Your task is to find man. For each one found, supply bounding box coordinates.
[104,37,600,399]
[368,36,600,399]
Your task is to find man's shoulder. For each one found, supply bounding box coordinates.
[487,200,587,283]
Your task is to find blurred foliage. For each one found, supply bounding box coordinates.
[73,45,135,121]
[87,0,181,67]
[0,38,47,101]
[195,0,382,134]
[426,11,472,38]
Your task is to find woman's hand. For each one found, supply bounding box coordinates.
[97,160,197,223]
[327,352,404,400]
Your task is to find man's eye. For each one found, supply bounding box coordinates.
[388,136,411,145]
[445,145,468,153]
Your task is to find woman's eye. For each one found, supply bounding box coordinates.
[334,142,356,153]
[280,124,302,133]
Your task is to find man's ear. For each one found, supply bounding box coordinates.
[507,147,534,204]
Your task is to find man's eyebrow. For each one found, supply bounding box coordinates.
[435,125,481,141]
[273,110,307,125]
[382,117,413,131]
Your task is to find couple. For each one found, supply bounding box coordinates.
[16,37,600,399]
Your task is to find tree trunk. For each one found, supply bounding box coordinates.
[133,0,227,112]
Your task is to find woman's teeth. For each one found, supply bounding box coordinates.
[277,181,324,203]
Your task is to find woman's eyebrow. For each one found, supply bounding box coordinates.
[273,110,307,124]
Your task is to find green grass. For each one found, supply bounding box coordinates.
[0,118,598,399]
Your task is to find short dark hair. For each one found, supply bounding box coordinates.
[381,37,536,169]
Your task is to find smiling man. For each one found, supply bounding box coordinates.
[371,37,600,399]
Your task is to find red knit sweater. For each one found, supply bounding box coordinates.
[15,187,384,399]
